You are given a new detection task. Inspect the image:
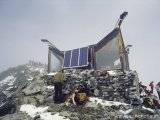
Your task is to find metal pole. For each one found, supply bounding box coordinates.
[126,51,130,70]
[125,45,132,70]
[48,47,51,73]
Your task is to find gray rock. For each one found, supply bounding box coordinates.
[94,89,99,96]
[71,112,79,117]
[23,96,39,106]
[22,80,46,96]
[85,102,97,108]
[48,103,63,112]
[0,112,32,120]
[83,114,92,120]
[69,117,80,120]
[35,95,44,104]
[33,115,40,120]
[59,111,72,117]
[108,111,116,118]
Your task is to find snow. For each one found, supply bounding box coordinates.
[20,104,70,120]
[142,106,155,113]
[0,75,15,86]
[21,98,152,120]
[107,70,117,76]
[119,109,133,115]
[20,104,48,118]
[28,76,33,81]
[89,97,129,106]
[46,85,54,90]
[38,68,45,74]
[27,66,45,73]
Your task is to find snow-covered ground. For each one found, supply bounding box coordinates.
[27,65,46,74]
[89,97,129,106]
[0,75,15,86]
[20,104,69,120]
[20,97,155,120]
[0,65,47,91]
[20,97,132,120]
[45,85,54,90]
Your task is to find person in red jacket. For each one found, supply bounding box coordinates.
[149,81,154,93]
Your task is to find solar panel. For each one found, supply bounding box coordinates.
[79,47,88,66]
[63,50,71,68]
[63,47,88,68]
[71,49,79,67]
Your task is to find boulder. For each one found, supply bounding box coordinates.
[85,102,97,108]
[59,111,72,117]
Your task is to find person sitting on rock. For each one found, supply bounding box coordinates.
[143,96,155,109]
[74,84,89,105]
[74,92,88,105]
[148,92,160,109]
[64,85,89,106]
[64,87,77,106]
[78,83,90,96]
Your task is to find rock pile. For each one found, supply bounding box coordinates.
[63,69,139,103]
[14,69,140,107]
[2,69,160,120]
[15,78,53,106]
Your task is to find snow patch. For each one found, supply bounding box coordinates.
[107,71,117,76]
[89,97,129,106]
[28,76,33,81]
[20,104,70,120]
[0,75,15,86]
[142,106,155,113]
[20,104,48,118]
[46,86,54,90]
[119,109,133,115]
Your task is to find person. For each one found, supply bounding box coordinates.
[64,84,89,106]
[75,84,89,105]
[149,81,154,93]
[143,96,155,109]
[64,86,78,106]
[78,83,90,96]
[148,91,160,109]
[53,69,64,103]
[155,82,160,100]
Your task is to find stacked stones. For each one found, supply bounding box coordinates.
[63,69,139,103]
[19,69,139,106]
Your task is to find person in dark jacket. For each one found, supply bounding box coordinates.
[53,70,64,103]
[78,83,90,96]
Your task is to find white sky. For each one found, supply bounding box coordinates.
[0,0,160,87]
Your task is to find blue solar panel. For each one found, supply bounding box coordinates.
[63,47,88,68]
[63,50,71,68]
[79,47,88,66]
[71,49,79,67]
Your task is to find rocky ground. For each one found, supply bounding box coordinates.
[1,67,160,120]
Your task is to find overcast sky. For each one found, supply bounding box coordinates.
[0,0,160,87]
